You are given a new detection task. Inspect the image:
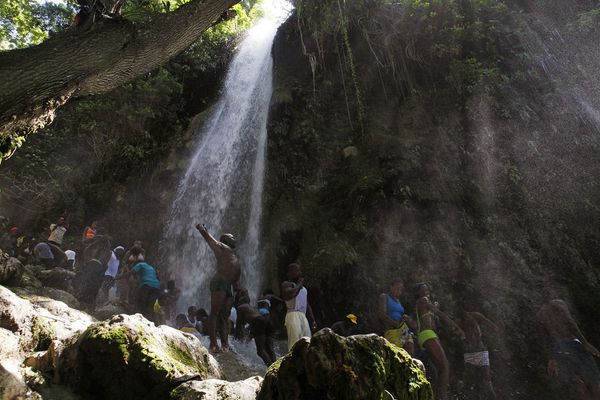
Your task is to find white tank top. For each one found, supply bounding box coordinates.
[286,285,308,314]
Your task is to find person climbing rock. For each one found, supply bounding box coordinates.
[331,313,359,337]
[414,282,465,400]
[117,247,160,322]
[100,245,125,299]
[379,279,415,356]
[235,287,277,365]
[456,302,498,399]
[539,299,600,400]
[195,224,241,353]
[48,216,68,247]
[281,263,317,350]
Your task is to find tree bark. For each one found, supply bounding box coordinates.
[0,0,239,160]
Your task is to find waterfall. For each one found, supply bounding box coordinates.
[162,2,290,309]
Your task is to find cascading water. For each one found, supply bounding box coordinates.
[162,1,291,309]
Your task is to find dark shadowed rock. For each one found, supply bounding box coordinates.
[35,268,75,293]
[93,301,130,321]
[0,256,23,286]
[170,376,263,400]
[59,314,222,400]
[258,329,432,400]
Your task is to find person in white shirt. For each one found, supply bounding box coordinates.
[281,263,317,350]
[100,246,125,297]
[48,217,68,246]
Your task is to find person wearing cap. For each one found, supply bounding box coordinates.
[195,223,241,353]
[64,249,76,270]
[331,313,359,337]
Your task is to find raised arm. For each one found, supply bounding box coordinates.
[281,279,304,301]
[472,312,499,332]
[429,300,465,339]
[196,224,222,255]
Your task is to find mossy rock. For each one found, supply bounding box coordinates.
[258,329,432,400]
[59,314,221,400]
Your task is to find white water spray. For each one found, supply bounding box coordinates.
[162,2,291,309]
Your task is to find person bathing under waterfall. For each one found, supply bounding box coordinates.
[456,301,498,400]
[196,224,241,353]
[414,282,465,400]
[234,287,277,366]
[539,299,600,400]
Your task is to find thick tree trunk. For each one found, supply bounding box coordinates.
[0,0,238,160]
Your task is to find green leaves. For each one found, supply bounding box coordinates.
[0,0,75,49]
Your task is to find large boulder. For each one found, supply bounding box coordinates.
[258,329,432,400]
[35,268,75,293]
[170,376,263,400]
[10,286,80,309]
[59,314,222,400]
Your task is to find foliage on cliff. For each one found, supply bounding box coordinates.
[263,1,600,398]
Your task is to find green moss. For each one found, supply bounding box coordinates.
[31,316,56,351]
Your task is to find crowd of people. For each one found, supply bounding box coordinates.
[1,216,599,399]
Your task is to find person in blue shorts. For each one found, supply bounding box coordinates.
[540,299,600,400]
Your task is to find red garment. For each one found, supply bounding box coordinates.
[84,227,96,240]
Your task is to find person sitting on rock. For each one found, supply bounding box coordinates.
[235,287,277,366]
[32,241,56,268]
[456,301,498,400]
[379,279,415,356]
[331,313,359,337]
[414,282,465,400]
[195,224,240,353]
[539,299,600,400]
[281,263,317,350]
[195,308,209,335]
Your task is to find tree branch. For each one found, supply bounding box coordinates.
[0,0,239,160]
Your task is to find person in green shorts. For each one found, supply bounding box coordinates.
[196,224,241,353]
[415,283,465,400]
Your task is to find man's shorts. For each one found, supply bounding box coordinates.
[209,276,233,298]
[553,339,600,385]
[249,315,274,337]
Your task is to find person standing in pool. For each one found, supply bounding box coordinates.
[196,224,241,353]
[415,282,465,400]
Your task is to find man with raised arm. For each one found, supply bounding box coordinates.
[196,224,241,353]
[281,263,317,350]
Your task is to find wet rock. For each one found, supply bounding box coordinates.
[10,286,80,309]
[93,301,130,321]
[0,256,23,286]
[59,314,222,399]
[257,329,432,400]
[171,376,263,400]
[35,268,75,293]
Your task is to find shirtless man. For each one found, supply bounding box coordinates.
[456,304,498,399]
[539,299,600,400]
[196,224,241,353]
[281,263,317,350]
[235,288,277,365]
[415,283,465,400]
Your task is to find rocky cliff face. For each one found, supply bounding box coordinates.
[262,1,600,398]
